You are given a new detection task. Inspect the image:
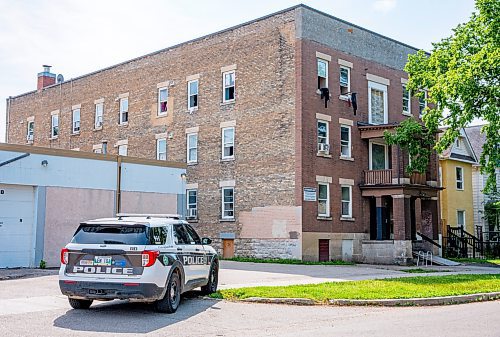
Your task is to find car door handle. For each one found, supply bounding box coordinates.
[195,248,200,251]
[177,248,183,251]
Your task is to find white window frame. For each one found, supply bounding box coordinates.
[72,108,80,134]
[222,71,235,103]
[187,80,199,110]
[187,133,198,164]
[158,87,168,116]
[221,187,235,219]
[221,127,235,160]
[340,125,351,158]
[27,120,34,141]
[456,166,464,190]
[368,81,388,125]
[341,185,352,218]
[318,183,330,217]
[419,90,427,117]
[317,58,328,89]
[156,138,167,160]
[95,103,104,128]
[186,189,198,219]
[369,140,389,170]
[339,66,350,96]
[118,144,128,156]
[102,142,108,154]
[402,84,411,115]
[317,120,329,150]
[457,210,465,227]
[119,97,128,124]
[51,114,59,138]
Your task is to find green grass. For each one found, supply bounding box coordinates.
[222,257,354,266]
[401,268,443,273]
[212,274,500,302]
[449,258,500,265]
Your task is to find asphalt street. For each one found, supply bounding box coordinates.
[0,262,499,336]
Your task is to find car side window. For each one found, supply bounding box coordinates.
[151,226,167,245]
[184,224,201,245]
[173,224,190,245]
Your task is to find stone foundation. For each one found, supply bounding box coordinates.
[302,232,369,262]
[361,240,412,265]
[210,238,302,260]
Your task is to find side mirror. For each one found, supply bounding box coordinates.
[201,237,212,245]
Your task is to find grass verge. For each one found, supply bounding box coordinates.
[222,257,354,266]
[449,258,500,265]
[211,274,500,302]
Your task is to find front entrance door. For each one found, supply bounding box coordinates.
[318,239,329,262]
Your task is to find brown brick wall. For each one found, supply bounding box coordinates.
[7,11,299,242]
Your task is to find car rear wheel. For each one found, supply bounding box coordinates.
[68,298,93,309]
[156,271,181,313]
[200,260,218,295]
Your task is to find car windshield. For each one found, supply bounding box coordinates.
[71,224,150,245]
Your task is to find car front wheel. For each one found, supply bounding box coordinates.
[200,260,218,295]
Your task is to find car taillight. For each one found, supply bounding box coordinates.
[61,248,69,265]
[141,250,159,267]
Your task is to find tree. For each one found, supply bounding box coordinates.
[404,0,500,194]
[384,118,436,175]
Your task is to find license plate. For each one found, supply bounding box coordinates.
[94,256,112,266]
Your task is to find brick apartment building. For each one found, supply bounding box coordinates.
[5,4,441,264]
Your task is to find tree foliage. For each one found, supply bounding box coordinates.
[404,0,500,193]
[384,118,436,174]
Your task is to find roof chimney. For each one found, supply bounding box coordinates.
[37,65,56,90]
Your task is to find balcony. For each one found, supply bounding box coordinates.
[364,169,392,185]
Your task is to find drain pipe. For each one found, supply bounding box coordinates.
[5,97,11,143]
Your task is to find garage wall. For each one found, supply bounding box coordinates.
[120,191,178,214]
[43,187,115,267]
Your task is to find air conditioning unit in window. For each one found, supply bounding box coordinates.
[26,134,34,141]
[186,208,198,219]
[318,143,330,154]
[96,120,103,127]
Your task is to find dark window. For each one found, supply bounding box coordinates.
[184,224,201,244]
[173,224,191,245]
[71,224,149,245]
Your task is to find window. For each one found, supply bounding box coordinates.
[402,85,411,114]
[223,71,235,102]
[317,58,328,89]
[187,133,198,163]
[455,137,463,149]
[72,109,80,133]
[222,127,235,159]
[93,147,102,154]
[51,114,59,138]
[222,187,234,219]
[317,121,329,153]
[318,183,330,217]
[27,121,34,141]
[340,125,351,158]
[419,91,427,116]
[456,167,464,190]
[119,97,128,124]
[368,81,388,125]
[341,186,352,218]
[457,210,465,227]
[158,87,168,115]
[339,66,350,96]
[188,80,198,110]
[102,142,108,154]
[369,141,389,170]
[173,224,191,245]
[156,138,167,160]
[151,227,168,245]
[184,224,201,244]
[186,189,198,219]
[95,103,103,128]
[118,144,128,156]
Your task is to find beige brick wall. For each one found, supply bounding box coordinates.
[7,11,298,243]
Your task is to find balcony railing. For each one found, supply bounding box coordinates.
[364,169,392,185]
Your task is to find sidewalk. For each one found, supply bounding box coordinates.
[0,268,58,281]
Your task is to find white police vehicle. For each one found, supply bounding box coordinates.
[59,214,218,313]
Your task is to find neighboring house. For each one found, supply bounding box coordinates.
[439,128,478,235]
[464,125,500,237]
[4,5,441,264]
[0,143,185,268]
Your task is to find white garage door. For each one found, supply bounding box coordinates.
[0,184,35,268]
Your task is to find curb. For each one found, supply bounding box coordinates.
[241,292,500,307]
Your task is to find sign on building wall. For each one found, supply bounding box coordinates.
[303,187,317,201]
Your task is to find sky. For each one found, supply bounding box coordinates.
[0,0,477,142]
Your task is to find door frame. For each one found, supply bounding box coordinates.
[369,140,389,170]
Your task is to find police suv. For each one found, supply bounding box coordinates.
[59,214,218,313]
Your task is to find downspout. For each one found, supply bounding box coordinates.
[116,156,122,215]
[5,97,11,143]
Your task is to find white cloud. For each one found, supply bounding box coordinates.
[372,0,397,13]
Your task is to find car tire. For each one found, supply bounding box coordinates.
[156,271,181,313]
[68,298,93,309]
[200,260,219,295]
